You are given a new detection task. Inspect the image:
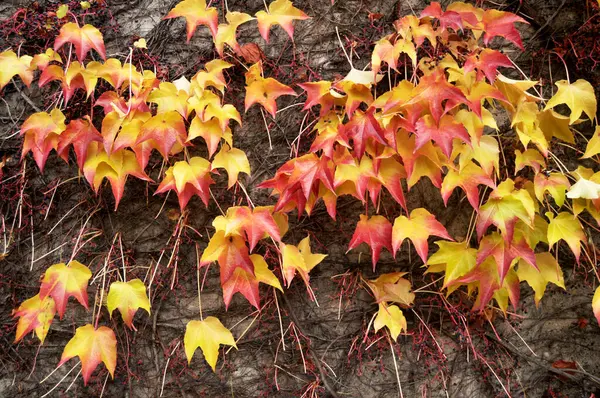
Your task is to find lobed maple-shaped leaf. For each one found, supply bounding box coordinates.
[136,110,188,159]
[21,108,67,171]
[57,116,103,169]
[213,206,283,251]
[201,231,255,284]
[13,294,56,344]
[534,173,570,207]
[39,261,92,319]
[477,232,536,284]
[188,117,233,158]
[341,108,387,159]
[415,114,470,159]
[106,279,151,330]
[543,79,597,124]
[481,9,527,49]
[0,50,33,91]
[30,48,62,72]
[214,12,255,56]
[366,272,415,306]
[516,252,565,306]
[256,0,310,43]
[280,235,326,286]
[245,62,297,117]
[251,253,284,291]
[420,1,466,31]
[547,212,585,262]
[164,0,218,41]
[184,316,236,371]
[514,148,545,174]
[348,215,393,269]
[409,69,467,123]
[211,144,251,188]
[83,143,151,210]
[147,82,189,116]
[58,324,116,385]
[477,179,535,242]
[441,162,495,210]
[395,129,445,189]
[155,157,214,210]
[463,48,513,83]
[54,23,106,62]
[582,126,600,159]
[427,241,477,289]
[392,208,453,264]
[373,303,406,341]
[221,267,261,309]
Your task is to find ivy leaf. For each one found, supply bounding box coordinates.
[427,241,477,289]
[256,0,310,43]
[280,235,326,286]
[251,254,283,291]
[453,257,506,312]
[341,108,387,159]
[409,69,467,123]
[147,82,189,117]
[392,208,452,263]
[155,157,214,210]
[547,212,585,262]
[213,206,283,251]
[164,0,219,41]
[58,324,117,385]
[481,9,527,49]
[463,48,513,83]
[477,232,536,284]
[0,49,34,91]
[544,79,597,124]
[366,272,415,306]
[39,261,92,319]
[373,303,406,341]
[516,252,565,306]
[83,143,151,210]
[211,144,251,188]
[477,179,535,242]
[222,268,260,309]
[533,172,570,207]
[442,162,495,210]
[348,215,393,269]
[106,279,151,330]
[57,116,103,169]
[184,316,236,371]
[567,176,600,200]
[581,126,600,159]
[20,108,66,172]
[200,231,255,283]
[214,12,255,56]
[245,62,297,117]
[31,48,62,72]
[515,148,545,174]
[13,294,56,344]
[137,111,188,159]
[188,117,233,158]
[54,23,106,62]
[415,114,470,159]
[191,59,233,93]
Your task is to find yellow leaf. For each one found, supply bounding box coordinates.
[280,235,326,285]
[184,316,236,371]
[250,254,283,291]
[58,324,117,385]
[211,144,250,188]
[516,252,564,306]
[427,241,477,289]
[255,0,309,43]
[133,38,147,49]
[593,286,600,326]
[81,1,91,10]
[582,126,600,159]
[106,279,151,330]
[373,303,406,341]
[214,12,255,56]
[547,212,585,261]
[57,4,69,19]
[366,272,415,306]
[544,79,597,124]
[13,294,56,344]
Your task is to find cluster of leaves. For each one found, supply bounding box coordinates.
[3,0,600,389]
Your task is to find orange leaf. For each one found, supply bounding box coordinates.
[57,116,103,169]
[136,111,188,159]
[20,109,66,171]
[58,324,116,385]
[13,294,56,344]
[39,261,92,319]
[481,9,527,50]
[54,23,106,61]
[155,157,214,210]
[244,62,297,117]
